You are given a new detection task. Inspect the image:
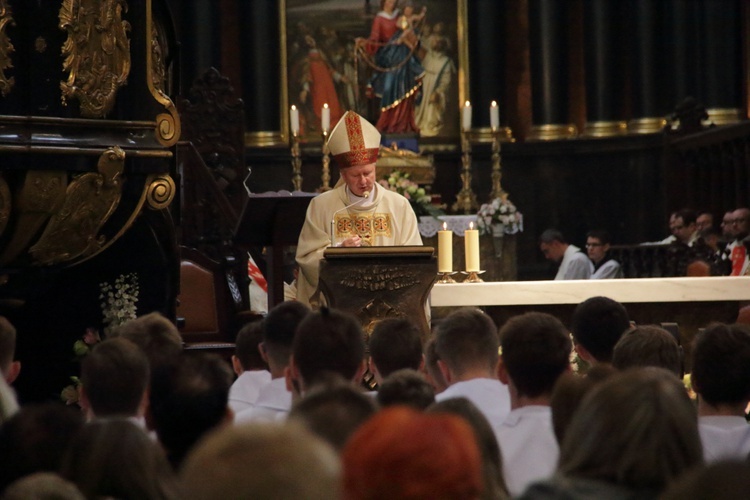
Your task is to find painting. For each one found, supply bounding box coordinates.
[281,0,468,146]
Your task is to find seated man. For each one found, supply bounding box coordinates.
[295,111,422,307]
[611,325,682,377]
[539,229,592,280]
[368,317,423,386]
[585,230,622,279]
[670,208,699,246]
[228,321,271,414]
[726,207,750,275]
[570,296,631,365]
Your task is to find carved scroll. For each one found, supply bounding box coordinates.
[0,0,15,97]
[146,0,180,146]
[59,0,131,118]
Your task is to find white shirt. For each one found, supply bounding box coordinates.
[496,406,559,497]
[435,378,511,440]
[233,377,291,424]
[555,245,593,280]
[698,415,750,463]
[591,259,623,279]
[228,370,272,414]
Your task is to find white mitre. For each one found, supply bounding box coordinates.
[328,111,381,169]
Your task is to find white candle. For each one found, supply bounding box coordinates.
[290,105,300,134]
[321,103,330,132]
[438,222,453,273]
[464,221,480,272]
[490,101,499,130]
[462,100,472,131]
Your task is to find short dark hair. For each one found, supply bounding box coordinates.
[586,230,612,245]
[263,301,310,367]
[0,317,16,375]
[673,208,697,226]
[612,326,682,377]
[540,229,566,244]
[81,338,149,417]
[293,308,365,388]
[691,322,750,407]
[377,369,435,410]
[369,318,423,378]
[570,296,630,363]
[434,308,498,376]
[499,312,572,398]
[109,312,182,369]
[234,321,266,371]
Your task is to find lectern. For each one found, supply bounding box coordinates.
[319,246,437,336]
[234,191,316,308]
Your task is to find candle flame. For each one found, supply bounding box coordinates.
[323,103,329,109]
[464,100,471,107]
[491,100,497,107]
[442,222,447,231]
[469,221,474,230]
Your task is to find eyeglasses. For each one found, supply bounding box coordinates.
[731,218,749,225]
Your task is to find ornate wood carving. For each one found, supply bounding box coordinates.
[59,0,131,118]
[29,146,125,265]
[146,0,179,146]
[0,0,14,96]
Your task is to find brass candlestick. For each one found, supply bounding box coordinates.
[319,129,331,192]
[291,130,302,191]
[462,270,485,283]
[452,128,478,214]
[437,271,457,284]
[489,127,507,200]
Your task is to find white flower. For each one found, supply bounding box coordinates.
[99,273,139,336]
[475,197,524,236]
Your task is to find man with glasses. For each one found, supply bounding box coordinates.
[585,230,622,279]
[727,208,750,276]
[669,209,699,247]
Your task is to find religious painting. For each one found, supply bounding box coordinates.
[281,0,468,147]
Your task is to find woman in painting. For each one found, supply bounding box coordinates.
[358,0,426,135]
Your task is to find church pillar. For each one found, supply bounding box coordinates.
[176,0,221,95]
[581,0,627,137]
[527,0,576,140]
[663,1,700,111]
[468,0,506,130]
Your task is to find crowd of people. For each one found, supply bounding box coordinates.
[540,206,750,280]
[0,293,749,499]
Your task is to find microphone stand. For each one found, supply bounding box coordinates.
[330,190,370,246]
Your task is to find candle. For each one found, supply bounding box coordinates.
[490,101,499,130]
[290,105,300,134]
[464,221,480,272]
[321,103,330,132]
[462,100,472,131]
[438,222,453,273]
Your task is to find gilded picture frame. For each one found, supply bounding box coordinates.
[280,0,469,146]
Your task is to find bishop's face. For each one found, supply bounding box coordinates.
[340,163,376,197]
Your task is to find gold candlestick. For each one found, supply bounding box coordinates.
[319,129,331,192]
[489,127,507,200]
[291,130,302,191]
[452,128,478,214]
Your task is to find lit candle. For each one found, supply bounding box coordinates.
[438,221,453,273]
[290,105,300,134]
[490,101,499,130]
[462,100,472,131]
[321,103,330,132]
[464,221,480,272]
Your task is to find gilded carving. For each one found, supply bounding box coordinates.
[0,0,15,97]
[35,36,47,53]
[146,0,180,146]
[339,265,421,292]
[145,174,175,210]
[59,0,131,118]
[30,147,125,265]
[150,24,165,93]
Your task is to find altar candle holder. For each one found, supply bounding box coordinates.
[452,110,478,214]
[319,129,331,192]
[437,271,457,284]
[290,130,302,191]
[461,270,485,283]
[489,109,507,201]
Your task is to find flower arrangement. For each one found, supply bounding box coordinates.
[99,272,140,336]
[61,327,101,406]
[476,195,523,236]
[379,170,445,218]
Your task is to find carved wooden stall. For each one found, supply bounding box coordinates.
[0,0,182,402]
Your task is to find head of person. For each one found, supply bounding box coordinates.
[376,368,435,410]
[0,316,20,384]
[2,472,84,500]
[696,212,714,232]
[369,317,423,384]
[570,296,631,363]
[109,311,183,370]
[721,210,736,240]
[149,353,234,469]
[423,337,448,394]
[342,407,483,500]
[427,397,509,499]
[328,111,380,198]
[288,378,378,451]
[181,422,341,500]
[80,337,150,419]
[60,418,181,500]
[612,325,682,377]
[433,307,499,382]
[661,461,750,500]
[690,322,750,411]
[670,209,698,244]
[731,207,750,240]
[585,230,612,265]
[539,229,568,263]
[288,307,366,394]
[262,301,310,376]
[558,367,703,494]
[497,312,572,402]
[698,226,721,251]
[232,320,268,376]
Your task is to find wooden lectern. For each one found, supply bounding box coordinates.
[319,246,437,336]
[234,191,316,308]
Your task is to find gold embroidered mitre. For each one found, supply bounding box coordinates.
[328,111,380,168]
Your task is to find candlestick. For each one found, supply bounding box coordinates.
[319,129,331,192]
[290,105,300,135]
[490,101,499,130]
[321,103,330,133]
[452,124,478,213]
[438,222,453,273]
[464,221,480,272]
[462,100,472,131]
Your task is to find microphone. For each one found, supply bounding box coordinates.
[330,190,370,246]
